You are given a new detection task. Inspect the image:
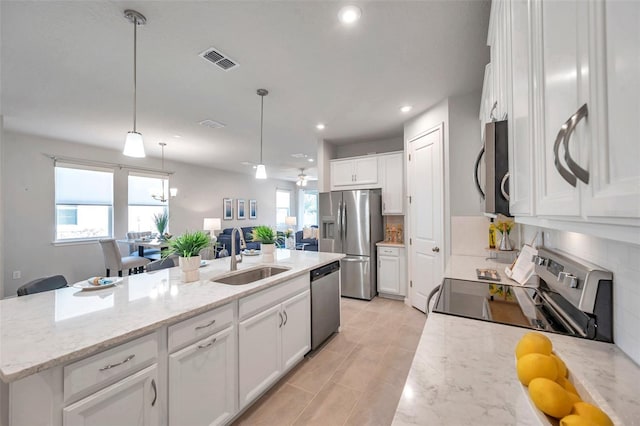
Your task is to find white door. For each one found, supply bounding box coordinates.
[238,304,282,409]
[168,326,236,426]
[281,290,311,371]
[408,125,444,312]
[331,160,355,187]
[407,125,444,312]
[533,0,589,217]
[353,157,378,185]
[378,255,400,295]
[584,0,640,220]
[63,365,159,426]
[381,153,404,215]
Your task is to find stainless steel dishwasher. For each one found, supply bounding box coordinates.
[310,261,341,350]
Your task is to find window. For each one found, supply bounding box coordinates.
[276,189,291,228]
[302,190,318,226]
[128,173,169,233]
[55,164,113,241]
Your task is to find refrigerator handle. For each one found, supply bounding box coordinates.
[342,202,347,240]
[337,201,342,241]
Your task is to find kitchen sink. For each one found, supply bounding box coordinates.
[211,266,291,285]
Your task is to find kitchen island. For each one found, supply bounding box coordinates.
[392,255,640,425]
[0,249,344,425]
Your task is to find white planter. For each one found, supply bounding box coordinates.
[261,243,275,262]
[179,255,201,283]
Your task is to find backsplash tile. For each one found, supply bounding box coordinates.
[522,225,640,365]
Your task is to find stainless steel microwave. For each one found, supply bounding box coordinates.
[474,120,510,216]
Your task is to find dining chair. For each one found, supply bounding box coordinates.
[126,231,161,258]
[99,239,150,277]
[17,275,68,296]
[146,255,178,272]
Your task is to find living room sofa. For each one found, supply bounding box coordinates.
[217,227,261,255]
[295,225,318,251]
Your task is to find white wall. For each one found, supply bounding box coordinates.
[334,136,403,159]
[317,138,336,193]
[1,131,296,297]
[522,225,640,365]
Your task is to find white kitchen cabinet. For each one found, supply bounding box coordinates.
[488,0,510,122]
[63,364,159,426]
[168,326,236,426]
[238,289,310,409]
[380,152,404,215]
[330,156,378,189]
[377,245,406,297]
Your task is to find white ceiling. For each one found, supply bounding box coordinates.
[1,1,490,181]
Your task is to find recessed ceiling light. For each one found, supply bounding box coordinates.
[316,123,326,130]
[400,105,413,113]
[338,5,362,25]
[173,134,182,138]
[308,158,314,162]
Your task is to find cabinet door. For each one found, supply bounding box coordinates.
[381,154,404,215]
[378,255,400,295]
[584,0,640,220]
[63,365,159,426]
[238,304,282,409]
[331,160,355,188]
[533,0,589,216]
[281,290,311,371]
[354,157,378,185]
[168,326,236,426]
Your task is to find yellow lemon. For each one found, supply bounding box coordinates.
[529,378,574,418]
[551,353,568,378]
[557,376,580,397]
[567,391,581,405]
[516,332,553,359]
[571,402,613,426]
[517,353,558,385]
[560,414,597,426]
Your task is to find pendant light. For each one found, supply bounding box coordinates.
[151,143,177,202]
[255,89,269,179]
[123,10,146,158]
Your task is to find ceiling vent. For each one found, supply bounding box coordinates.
[199,119,226,129]
[199,47,239,71]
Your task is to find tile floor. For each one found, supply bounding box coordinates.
[233,296,426,426]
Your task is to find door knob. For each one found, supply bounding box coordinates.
[432,247,440,253]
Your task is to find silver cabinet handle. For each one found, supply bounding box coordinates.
[278,311,283,328]
[197,337,217,349]
[432,247,440,253]
[99,354,135,371]
[283,310,288,326]
[474,147,485,199]
[562,103,589,184]
[151,379,157,407]
[195,319,216,330]
[553,122,577,187]
[500,172,510,201]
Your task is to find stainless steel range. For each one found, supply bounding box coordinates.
[433,247,613,342]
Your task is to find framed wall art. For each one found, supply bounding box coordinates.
[249,199,257,219]
[223,198,233,220]
[237,199,246,220]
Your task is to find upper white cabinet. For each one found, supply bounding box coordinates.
[380,152,404,215]
[330,156,379,189]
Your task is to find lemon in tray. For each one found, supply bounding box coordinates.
[515,331,553,359]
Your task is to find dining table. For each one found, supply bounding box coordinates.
[117,238,171,257]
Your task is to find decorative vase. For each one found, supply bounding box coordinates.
[499,233,512,251]
[286,236,295,250]
[261,243,276,262]
[179,255,201,282]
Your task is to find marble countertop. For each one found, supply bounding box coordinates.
[393,255,640,425]
[0,249,344,383]
[445,254,509,282]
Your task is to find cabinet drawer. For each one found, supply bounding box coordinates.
[63,332,158,404]
[378,247,399,256]
[239,274,309,320]
[168,302,234,352]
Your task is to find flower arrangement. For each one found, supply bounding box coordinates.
[153,209,169,236]
[495,215,514,235]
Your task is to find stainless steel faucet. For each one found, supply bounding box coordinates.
[230,227,245,271]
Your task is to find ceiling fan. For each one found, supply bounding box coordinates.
[296,168,308,187]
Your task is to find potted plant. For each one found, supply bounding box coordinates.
[166,230,211,282]
[251,225,277,260]
[153,209,170,239]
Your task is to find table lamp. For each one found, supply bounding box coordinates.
[285,216,297,229]
[203,218,222,243]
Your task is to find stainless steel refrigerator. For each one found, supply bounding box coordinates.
[319,189,382,300]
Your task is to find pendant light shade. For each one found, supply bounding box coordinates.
[123,10,146,158]
[256,89,269,180]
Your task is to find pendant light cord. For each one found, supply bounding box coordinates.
[133,17,138,132]
[260,95,264,164]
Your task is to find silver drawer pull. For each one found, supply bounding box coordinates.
[195,319,216,330]
[197,338,217,349]
[99,354,135,371]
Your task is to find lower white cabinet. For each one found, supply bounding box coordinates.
[168,326,236,426]
[377,246,406,297]
[63,364,159,426]
[239,289,310,409]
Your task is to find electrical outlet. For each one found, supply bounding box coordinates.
[12,271,21,279]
